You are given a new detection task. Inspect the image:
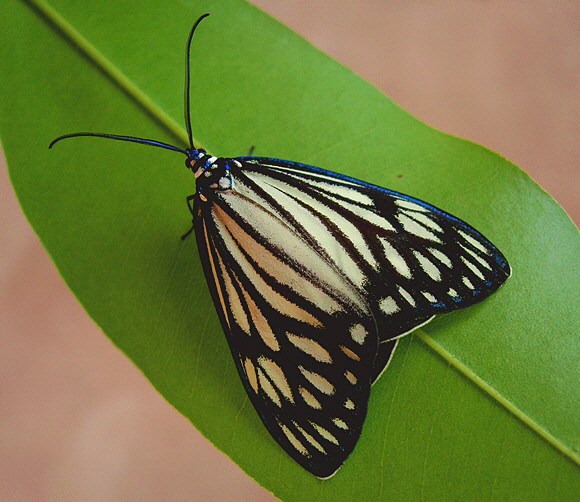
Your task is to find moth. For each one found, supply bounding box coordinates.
[50,14,511,478]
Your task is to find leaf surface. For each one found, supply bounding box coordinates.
[1,0,579,500]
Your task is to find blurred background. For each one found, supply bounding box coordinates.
[1,1,577,500]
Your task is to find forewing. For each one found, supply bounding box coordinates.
[239,157,511,341]
[194,184,379,478]
[233,157,510,383]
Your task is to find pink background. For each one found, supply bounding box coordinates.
[2,2,578,500]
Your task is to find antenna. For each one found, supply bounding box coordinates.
[49,14,212,155]
[184,13,210,149]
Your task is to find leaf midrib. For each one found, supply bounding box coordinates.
[417,331,580,466]
[32,0,190,149]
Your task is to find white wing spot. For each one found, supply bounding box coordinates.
[345,370,357,385]
[397,213,442,243]
[244,358,258,393]
[379,237,412,279]
[428,248,453,268]
[310,422,339,445]
[458,229,490,254]
[462,276,475,289]
[379,296,400,315]
[332,418,349,430]
[407,211,443,233]
[280,423,309,456]
[397,285,416,307]
[220,269,249,333]
[461,256,486,280]
[350,323,368,345]
[258,368,281,407]
[339,345,361,361]
[460,244,493,271]
[332,196,396,232]
[287,332,332,363]
[294,422,326,454]
[395,199,429,213]
[324,184,375,205]
[299,386,322,409]
[299,366,335,395]
[258,356,293,403]
[344,398,355,410]
[422,291,437,303]
[203,223,229,329]
[473,253,492,271]
[238,284,280,351]
[414,251,442,281]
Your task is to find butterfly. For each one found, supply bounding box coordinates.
[50,13,511,479]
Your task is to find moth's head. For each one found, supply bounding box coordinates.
[193,155,235,201]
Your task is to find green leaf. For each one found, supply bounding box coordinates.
[2,0,579,500]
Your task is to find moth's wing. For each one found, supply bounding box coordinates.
[194,183,379,478]
[238,158,511,381]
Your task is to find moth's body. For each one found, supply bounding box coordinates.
[50,14,510,478]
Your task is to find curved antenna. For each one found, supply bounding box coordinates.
[184,13,210,149]
[49,132,188,153]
